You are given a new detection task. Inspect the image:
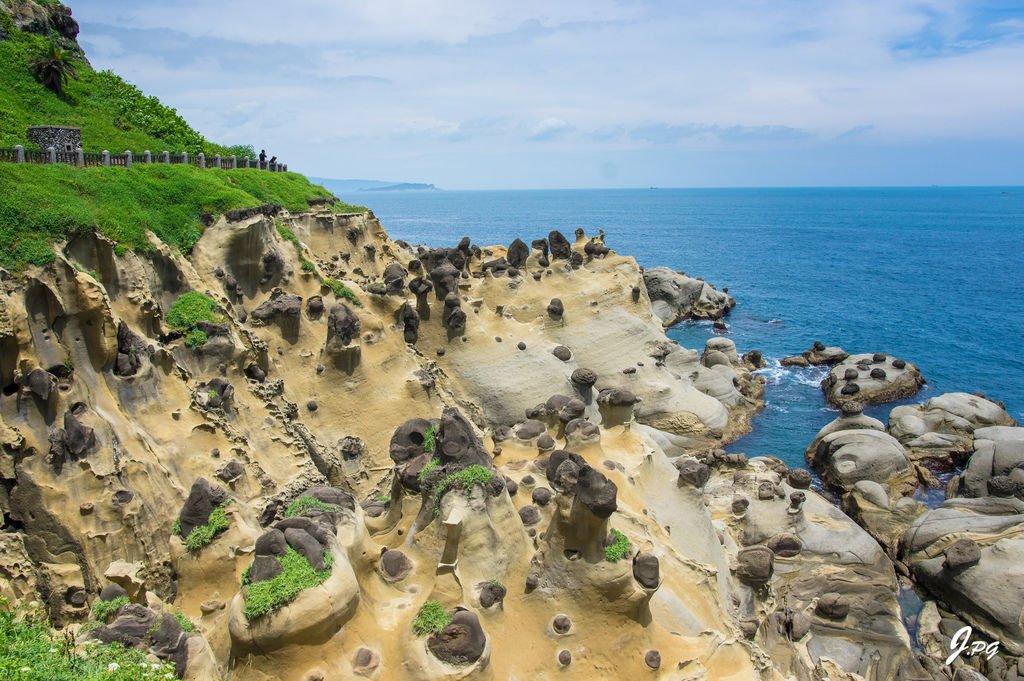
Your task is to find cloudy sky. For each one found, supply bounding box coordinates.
[74,1,1024,189]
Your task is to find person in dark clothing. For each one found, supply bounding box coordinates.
[259,149,267,169]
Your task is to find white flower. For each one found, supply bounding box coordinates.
[151,663,161,669]
[108,662,120,671]
[19,668,30,673]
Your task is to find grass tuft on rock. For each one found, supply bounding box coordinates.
[1,597,177,680]
[284,495,342,518]
[324,278,362,307]
[242,548,333,620]
[183,328,208,348]
[166,291,219,330]
[412,599,450,637]
[432,464,494,516]
[604,528,631,562]
[182,501,230,552]
[172,611,195,634]
[90,595,128,622]
[423,424,438,454]
[418,457,440,482]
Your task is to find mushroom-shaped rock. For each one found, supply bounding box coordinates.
[519,505,541,526]
[787,468,812,489]
[399,303,420,344]
[176,478,228,538]
[576,465,617,518]
[430,260,460,299]
[548,230,572,259]
[380,549,413,581]
[438,407,492,465]
[390,418,434,464]
[552,345,572,361]
[507,239,530,268]
[326,303,360,348]
[383,262,407,293]
[427,609,487,665]
[632,552,660,589]
[250,555,285,584]
[570,368,597,388]
[479,581,507,608]
[644,650,662,670]
[251,290,302,323]
[547,298,564,319]
[736,546,774,584]
[674,457,711,488]
[283,528,326,571]
[254,529,288,557]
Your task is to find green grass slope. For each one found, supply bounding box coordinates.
[0,6,245,155]
[0,164,366,270]
[0,3,367,272]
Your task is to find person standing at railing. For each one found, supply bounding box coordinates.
[259,149,267,169]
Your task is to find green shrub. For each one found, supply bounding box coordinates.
[171,518,181,536]
[604,529,631,562]
[275,221,301,252]
[412,599,450,636]
[172,611,195,634]
[375,494,390,503]
[0,597,177,680]
[90,595,128,622]
[183,328,209,348]
[166,291,218,330]
[423,424,438,454]
[301,259,316,273]
[183,502,230,552]
[432,465,493,516]
[283,495,342,518]
[324,278,362,307]
[242,548,333,620]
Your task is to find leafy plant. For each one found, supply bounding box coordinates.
[283,495,342,518]
[423,424,438,454]
[486,578,504,588]
[90,595,128,622]
[172,611,195,634]
[166,291,218,330]
[30,41,78,96]
[301,259,316,273]
[242,548,333,620]
[375,494,390,503]
[324,278,362,307]
[275,221,302,252]
[604,529,631,562]
[412,599,450,636]
[182,501,230,552]
[184,328,209,348]
[0,597,178,680]
[432,465,493,516]
[62,356,74,371]
[418,457,440,482]
[171,518,181,536]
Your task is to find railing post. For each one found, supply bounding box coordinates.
[283,164,288,172]
[15,145,25,163]
[198,152,205,169]
[230,155,236,169]
[76,147,84,167]
[161,150,170,163]
[213,154,221,169]
[144,150,151,163]
[125,150,132,168]
[242,157,250,169]
[102,150,110,167]
[47,146,57,164]
[182,151,189,165]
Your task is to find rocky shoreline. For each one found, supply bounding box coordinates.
[0,208,1020,680]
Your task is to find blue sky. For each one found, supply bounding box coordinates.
[73,1,1024,189]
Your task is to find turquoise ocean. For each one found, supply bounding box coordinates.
[354,187,1024,470]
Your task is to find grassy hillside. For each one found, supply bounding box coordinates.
[0,164,365,270]
[0,3,367,272]
[0,7,247,155]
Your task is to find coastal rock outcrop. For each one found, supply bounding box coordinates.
[642,266,734,327]
[821,353,925,407]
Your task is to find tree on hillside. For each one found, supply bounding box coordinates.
[30,41,78,95]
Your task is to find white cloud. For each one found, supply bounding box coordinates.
[70,0,1024,186]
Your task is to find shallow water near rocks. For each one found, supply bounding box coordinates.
[365,187,1024,470]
